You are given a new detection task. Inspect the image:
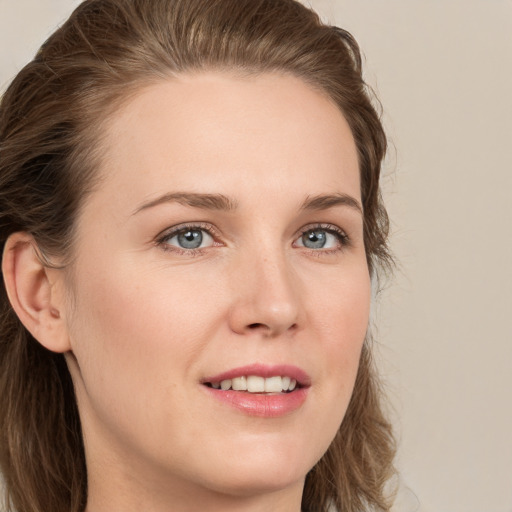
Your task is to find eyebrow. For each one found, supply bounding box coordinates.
[300,193,363,215]
[133,192,238,215]
[133,191,362,215]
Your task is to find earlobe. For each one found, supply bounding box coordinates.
[2,232,71,353]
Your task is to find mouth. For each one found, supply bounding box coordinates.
[201,365,310,417]
[204,375,300,394]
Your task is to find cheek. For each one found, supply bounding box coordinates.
[307,266,371,426]
[65,252,237,408]
[64,261,224,461]
[310,262,371,353]
[65,262,207,405]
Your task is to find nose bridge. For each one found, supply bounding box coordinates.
[228,236,300,337]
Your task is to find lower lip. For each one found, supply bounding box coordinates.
[202,386,308,417]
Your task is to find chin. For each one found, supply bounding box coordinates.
[198,437,317,498]
[207,465,306,499]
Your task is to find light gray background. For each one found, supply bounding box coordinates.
[1,1,511,511]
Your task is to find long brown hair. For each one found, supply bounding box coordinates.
[0,1,395,511]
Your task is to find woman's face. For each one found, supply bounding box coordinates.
[63,72,370,507]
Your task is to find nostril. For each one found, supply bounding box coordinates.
[248,323,266,330]
[246,322,298,334]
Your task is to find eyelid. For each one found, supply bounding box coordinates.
[154,221,351,256]
[293,223,350,250]
[155,222,223,254]
[157,221,221,240]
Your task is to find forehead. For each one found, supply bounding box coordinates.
[91,71,360,215]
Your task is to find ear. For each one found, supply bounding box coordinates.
[2,232,71,353]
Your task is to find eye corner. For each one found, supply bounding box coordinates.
[155,222,223,255]
[293,223,351,253]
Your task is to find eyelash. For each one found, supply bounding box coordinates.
[155,222,350,257]
[155,222,221,256]
[295,223,351,256]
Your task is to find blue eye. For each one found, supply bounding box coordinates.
[296,227,347,250]
[302,230,328,249]
[163,227,214,250]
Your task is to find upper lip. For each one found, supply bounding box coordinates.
[202,363,311,387]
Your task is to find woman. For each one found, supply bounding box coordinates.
[0,0,395,511]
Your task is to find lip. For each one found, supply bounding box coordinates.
[202,363,311,387]
[201,364,310,418]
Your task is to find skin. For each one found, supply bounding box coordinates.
[4,72,370,511]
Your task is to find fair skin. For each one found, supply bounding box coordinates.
[3,72,370,512]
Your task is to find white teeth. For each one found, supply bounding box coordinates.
[210,375,299,393]
[264,376,283,393]
[247,375,265,392]
[220,379,232,390]
[232,376,247,391]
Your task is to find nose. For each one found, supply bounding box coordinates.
[228,250,301,338]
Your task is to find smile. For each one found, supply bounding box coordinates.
[205,375,297,393]
[201,364,309,417]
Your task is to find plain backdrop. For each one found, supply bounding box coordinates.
[1,1,511,511]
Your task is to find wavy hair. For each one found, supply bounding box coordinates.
[0,1,395,511]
